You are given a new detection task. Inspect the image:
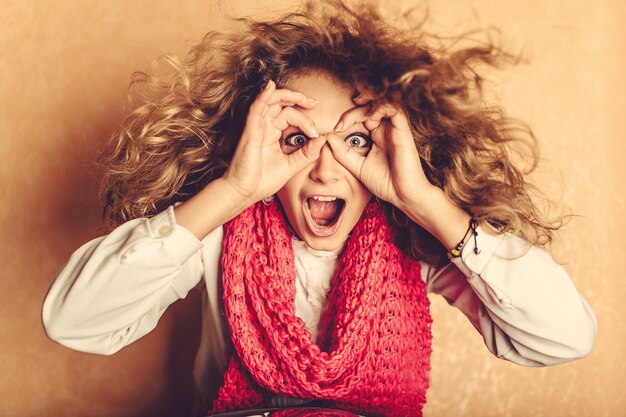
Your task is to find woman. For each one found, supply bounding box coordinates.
[43,2,596,416]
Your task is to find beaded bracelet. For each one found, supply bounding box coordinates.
[447,218,480,260]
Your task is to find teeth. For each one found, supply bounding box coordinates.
[311,196,337,202]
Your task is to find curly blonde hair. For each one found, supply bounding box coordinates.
[101,0,562,266]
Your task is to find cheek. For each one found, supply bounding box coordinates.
[276,187,292,212]
[356,189,373,211]
[276,179,303,225]
[276,188,297,233]
[350,176,372,204]
[346,180,372,224]
[276,175,299,204]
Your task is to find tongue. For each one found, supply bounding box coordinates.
[308,199,340,224]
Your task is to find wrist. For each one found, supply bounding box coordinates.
[219,176,260,209]
[174,178,254,240]
[447,218,479,260]
[398,185,448,225]
[220,172,260,207]
[400,186,472,250]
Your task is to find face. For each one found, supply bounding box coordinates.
[276,71,373,251]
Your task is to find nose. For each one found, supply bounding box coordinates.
[309,141,342,184]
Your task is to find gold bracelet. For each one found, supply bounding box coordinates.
[447,218,479,260]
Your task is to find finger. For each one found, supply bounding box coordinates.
[366,103,411,133]
[325,134,365,178]
[352,91,375,105]
[248,80,276,120]
[363,114,382,134]
[352,96,370,105]
[334,104,370,132]
[367,105,419,164]
[368,126,389,153]
[265,102,286,119]
[286,135,328,173]
[263,89,319,119]
[268,88,319,109]
[241,81,277,144]
[265,100,304,119]
[366,121,415,160]
[273,107,319,138]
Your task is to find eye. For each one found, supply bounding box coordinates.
[282,133,309,147]
[345,133,371,153]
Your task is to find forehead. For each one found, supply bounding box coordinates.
[282,70,354,96]
[282,71,358,129]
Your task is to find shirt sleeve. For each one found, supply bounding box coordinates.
[42,206,217,355]
[423,225,597,367]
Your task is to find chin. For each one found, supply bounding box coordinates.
[301,233,348,252]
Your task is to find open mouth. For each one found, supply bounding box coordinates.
[303,196,346,236]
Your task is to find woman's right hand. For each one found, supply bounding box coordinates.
[222,80,327,206]
[175,81,326,240]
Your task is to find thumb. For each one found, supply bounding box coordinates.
[286,134,327,173]
[326,134,364,178]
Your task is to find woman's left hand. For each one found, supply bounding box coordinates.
[329,98,472,249]
[328,100,438,216]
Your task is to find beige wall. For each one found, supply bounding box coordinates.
[1,1,624,416]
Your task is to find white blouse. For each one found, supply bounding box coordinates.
[42,205,597,399]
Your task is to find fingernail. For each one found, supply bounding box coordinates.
[310,126,319,137]
[334,121,344,132]
[264,80,273,90]
[308,97,320,104]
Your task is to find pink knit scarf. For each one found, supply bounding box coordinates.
[210,201,432,417]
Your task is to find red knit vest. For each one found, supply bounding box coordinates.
[210,201,432,417]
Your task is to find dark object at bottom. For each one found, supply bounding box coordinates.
[210,407,364,417]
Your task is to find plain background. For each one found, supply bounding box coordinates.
[1,0,624,416]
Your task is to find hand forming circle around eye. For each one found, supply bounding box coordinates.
[223,80,327,205]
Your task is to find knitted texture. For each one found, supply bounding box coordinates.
[210,201,432,417]
[271,408,361,416]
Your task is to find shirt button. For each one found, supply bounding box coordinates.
[158,225,172,237]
